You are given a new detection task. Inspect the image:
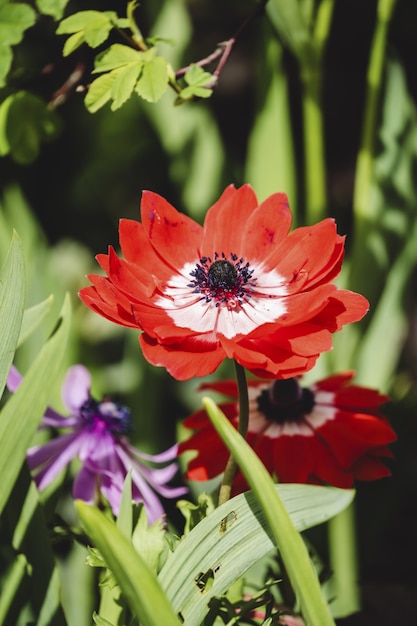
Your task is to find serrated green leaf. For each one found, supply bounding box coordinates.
[93,43,143,73]
[184,64,213,88]
[135,56,168,103]
[0,2,36,45]
[76,501,182,626]
[131,508,166,575]
[0,91,61,163]
[0,1,36,86]
[0,295,71,515]
[110,62,142,110]
[57,10,117,50]
[177,85,212,101]
[0,44,12,88]
[0,232,25,400]
[62,30,85,56]
[85,72,117,113]
[36,0,69,21]
[159,483,353,625]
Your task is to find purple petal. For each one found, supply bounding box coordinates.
[42,408,79,429]
[7,365,22,392]
[28,431,84,490]
[62,365,91,413]
[73,465,98,505]
[128,442,180,464]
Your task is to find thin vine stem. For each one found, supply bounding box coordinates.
[218,360,249,506]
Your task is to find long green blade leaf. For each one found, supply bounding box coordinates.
[159,484,352,625]
[0,294,71,514]
[201,397,337,626]
[76,501,182,626]
[0,231,25,398]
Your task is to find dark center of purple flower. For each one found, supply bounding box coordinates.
[79,396,132,435]
[257,379,315,423]
[188,252,257,307]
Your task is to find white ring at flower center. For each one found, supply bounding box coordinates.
[155,261,289,339]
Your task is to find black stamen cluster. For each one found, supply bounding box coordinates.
[188,252,257,306]
[257,379,315,423]
[79,396,132,434]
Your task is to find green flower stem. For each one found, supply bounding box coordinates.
[328,503,360,617]
[204,397,336,626]
[300,0,335,224]
[218,360,249,506]
[350,0,398,275]
[301,68,327,224]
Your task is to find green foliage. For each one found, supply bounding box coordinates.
[36,0,69,21]
[200,397,338,626]
[86,44,169,111]
[0,0,36,87]
[56,10,122,55]
[76,500,183,626]
[176,64,213,103]
[0,91,61,163]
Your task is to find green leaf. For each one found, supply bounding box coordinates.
[36,0,69,21]
[62,30,85,57]
[93,43,144,73]
[0,1,36,86]
[85,72,116,113]
[56,10,118,52]
[0,232,25,399]
[135,56,169,103]
[131,508,166,575]
[110,62,142,110]
[0,295,71,515]
[176,64,213,102]
[0,91,61,163]
[93,613,115,626]
[195,398,338,626]
[266,0,312,62]
[159,483,352,625]
[76,501,182,626]
[17,296,54,348]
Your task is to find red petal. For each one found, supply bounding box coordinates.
[140,191,202,270]
[242,192,292,262]
[139,333,226,380]
[200,185,258,257]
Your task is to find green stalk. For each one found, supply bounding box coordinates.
[300,0,335,224]
[350,0,398,277]
[204,397,336,626]
[218,360,249,506]
[328,503,360,617]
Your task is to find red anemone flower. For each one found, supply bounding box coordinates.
[79,185,368,381]
[179,373,396,492]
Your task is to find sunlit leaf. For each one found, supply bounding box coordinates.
[85,72,116,113]
[111,62,142,110]
[76,501,182,626]
[17,296,54,348]
[0,1,36,86]
[0,91,61,163]
[93,43,144,73]
[0,295,71,515]
[57,10,118,52]
[0,232,25,400]
[135,56,169,103]
[160,481,352,625]
[36,0,69,21]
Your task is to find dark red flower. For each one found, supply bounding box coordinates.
[179,373,396,491]
[79,185,368,380]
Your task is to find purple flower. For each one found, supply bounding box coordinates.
[8,365,186,522]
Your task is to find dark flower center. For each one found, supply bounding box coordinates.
[188,252,257,307]
[79,396,132,435]
[257,379,315,423]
